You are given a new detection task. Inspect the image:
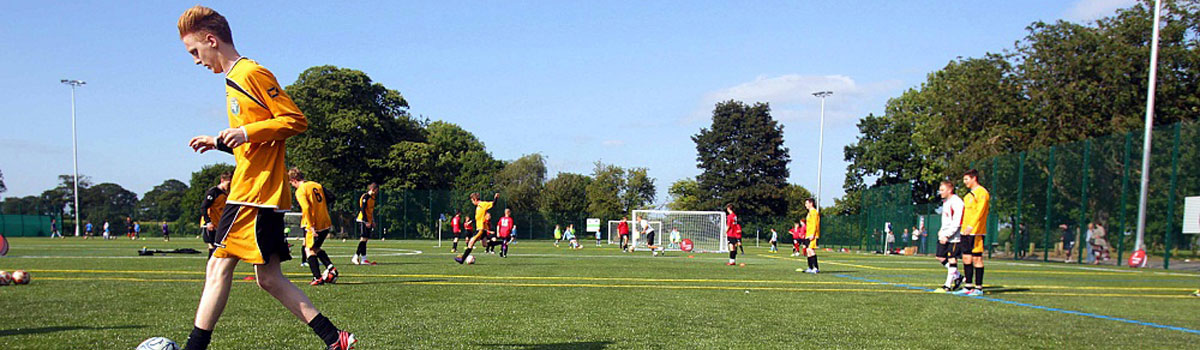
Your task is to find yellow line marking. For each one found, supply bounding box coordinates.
[755,254,1176,276]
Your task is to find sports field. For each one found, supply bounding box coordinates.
[1,237,1198,349]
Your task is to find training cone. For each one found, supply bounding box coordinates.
[243,275,256,281]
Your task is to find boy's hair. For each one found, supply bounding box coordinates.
[805,198,816,207]
[940,180,954,189]
[368,183,379,191]
[287,167,304,181]
[178,6,233,44]
[219,172,233,182]
[725,203,733,211]
[470,192,480,201]
[963,169,980,181]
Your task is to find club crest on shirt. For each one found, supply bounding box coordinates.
[229,97,240,115]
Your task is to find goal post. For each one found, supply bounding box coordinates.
[631,210,727,252]
[608,220,662,247]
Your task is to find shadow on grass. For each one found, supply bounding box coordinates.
[982,286,1031,294]
[479,341,614,350]
[0,324,145,337]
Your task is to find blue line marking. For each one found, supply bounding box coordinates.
[833,274,1200,335]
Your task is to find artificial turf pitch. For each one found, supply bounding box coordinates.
[0,237,1197,349]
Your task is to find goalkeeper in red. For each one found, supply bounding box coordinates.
[725,204,742,266]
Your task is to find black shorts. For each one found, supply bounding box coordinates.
[1063,240,1075,251]
[645,232,656,245]
[203,228,216,244]
[452,230,463,239]
[309,228,330,250]
[798,238,810,247]
[728,237,741,245]
[937,241,962,259]
[358,222,374,239]
[619,233,630,240]
[214,204,292,264]
[960,235,978,256]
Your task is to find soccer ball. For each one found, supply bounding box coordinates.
[0,271,10,286]
[465,255,476,264]
[11,270,29,285]
[652,251,659,256]
[137,337,179,350]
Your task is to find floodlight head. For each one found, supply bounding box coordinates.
[812,91,833,98]
[60,79,86,86]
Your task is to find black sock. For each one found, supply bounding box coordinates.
[301,249,308,262]
[975,267,984,288]
[964,264,975,284]
[453,241,458,250]
[184,326,212,350]
[807,256,816,269]
[729,250,736,260]
[207,248,214,259]
[317,251,332,267]
[308,255,322,279]
[356,241,367,256]
[502,241,509,256]
[813,256,819,269]
[307,313,340,346]
[739,245,745,254]
[462,247,473,259]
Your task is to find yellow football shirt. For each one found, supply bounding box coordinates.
[806,209,821,239]
[295,181,332,232]
[223,57,307,211]
[962,186,991,236]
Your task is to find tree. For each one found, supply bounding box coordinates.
[693,100,790,218]
[41,174,93,219]
[2,196,46,215]
[138,179,188,222]
[180,163,236,226]
[620,167,656,212]
[667,178,702,211]
[585,162,624,221]
[286,65,424,216]
[0,169,6,195]
[783,184,813,219]
[541,172,591,225]
[425,121,503,190]
[80,183,138,225]
[494,154,546,213]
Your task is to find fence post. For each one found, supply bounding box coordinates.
[1015,152,1026,260]
[1117,133,1132,264]
[1043,146,1056,262]
[1077,140,1091,264]
[989,157,997,259]
[1164,123,1181,269]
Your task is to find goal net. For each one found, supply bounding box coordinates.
[284,212,304,240]
[631,210,727,252]
[608,220,662,247]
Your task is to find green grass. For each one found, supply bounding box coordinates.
[0,237,1198,349]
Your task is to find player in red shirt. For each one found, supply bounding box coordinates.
[789,221,804,257]
[498,208,516,258]
[726,204,742,266]
[617,217,632,252]
[450,211,463,253]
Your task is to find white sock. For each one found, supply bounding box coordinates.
[729,259,735,264]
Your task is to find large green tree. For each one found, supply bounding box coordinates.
[0,169,6,194]
[495,154,546,213]
[425,121,503,191]
[541,172,591,225]
[585,162,624,221]
[666,178,702,211]
[286,65,423,216]
[80,183,138,225]
[138,179,188,222]
[693,100,790,218]
[620,167,656,212]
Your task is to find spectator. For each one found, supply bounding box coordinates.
[1085,223,1095,264]
[1091,222,1110,264]
[910,226,920,255]
[1060,224,1074,263]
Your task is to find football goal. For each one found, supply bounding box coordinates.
[631,210,727,252]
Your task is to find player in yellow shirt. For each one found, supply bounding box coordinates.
[953,169,991,296]
[199,172,231,258]
[178,6,354,350]
[289,168,339,286]
[353,183,379,265]
[455,192,499,264]
[800,199,822,274]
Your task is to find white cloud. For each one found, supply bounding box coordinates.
[1064,0,1137,22]
[684,74,901,124]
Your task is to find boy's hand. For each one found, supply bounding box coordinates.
[190,135,217,153]
[218,127,248,148]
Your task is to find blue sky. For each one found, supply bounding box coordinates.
[0,0,1136,207]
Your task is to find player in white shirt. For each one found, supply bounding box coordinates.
[933,180,965,293]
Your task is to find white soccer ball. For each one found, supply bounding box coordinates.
[0,271,10,286]
[137,337,179,350]
[11,270,29,285]
[466,255,476,264]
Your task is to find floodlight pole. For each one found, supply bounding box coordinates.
[61,79,86,238]
[812,91,833,207]
[1134,0,1163,252]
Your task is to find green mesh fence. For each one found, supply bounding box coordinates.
[0,214,61,237]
